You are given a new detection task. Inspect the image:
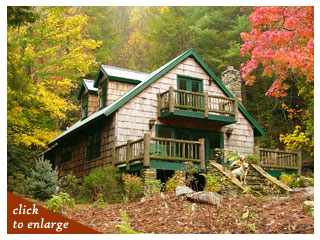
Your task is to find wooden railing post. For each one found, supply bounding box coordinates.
[157,93,161,117]
[199,138,205,171]
[254,145,260,165]
[204,92,208,118]
[297,150,302,176]
[234,98,238,122]
[126,140,132,170]
[143,133,150,167]
[169,86,174,113]
[112,146,116,166]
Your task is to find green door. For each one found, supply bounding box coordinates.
[177,77,203,108]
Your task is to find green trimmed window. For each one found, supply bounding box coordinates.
[61,144,71,163]
[82,94,88,119]
[99,81,107,109]
[87,129,101,160]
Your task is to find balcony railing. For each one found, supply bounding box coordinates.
[254,146,302,175]
[157,86,238,120]
[112,134,205,171]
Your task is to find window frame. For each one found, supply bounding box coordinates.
[61,143,72,163]
[86,129,101,161]
[81,93,88,119]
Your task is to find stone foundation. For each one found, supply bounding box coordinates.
[140,168,157,181]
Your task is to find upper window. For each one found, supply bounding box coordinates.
[99,81,107,109]
[61,144,71,163]
[177,76,203,93]
[82,94,88,119]
[87,129,101,161]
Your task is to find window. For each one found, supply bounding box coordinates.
[61,144,71,163]
[99,81,107,109]
[82,94,88,119]
[87,129,101,160]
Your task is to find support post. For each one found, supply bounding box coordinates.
[126,140,132,171]
[234,98,238,122]
[297,150,302,176]
[254,145,260,165]
[112,146,116,166]
[143,133,150,167]
[199,138,205,171]
[204,92,209,118]
[169,86,174,114]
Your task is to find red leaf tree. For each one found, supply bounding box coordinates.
[240,6,314,97]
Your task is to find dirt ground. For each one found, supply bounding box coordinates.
[66,191,313,234]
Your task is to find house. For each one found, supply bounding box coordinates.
[44,49,265,180]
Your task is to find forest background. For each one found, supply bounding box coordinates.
[7,6,314,177]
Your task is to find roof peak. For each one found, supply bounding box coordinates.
[101,65,150,75]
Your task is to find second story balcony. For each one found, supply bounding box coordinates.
[157,86,238,126]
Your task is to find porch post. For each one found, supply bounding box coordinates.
[169,86,174,113]
[143,133,150,167]
[297,150,302,176]
[199,138,205,171]
[157,93,161,118]
[204,92,209,118]
[126,140,132,171]
[234,98,238,122]
[112,146,116,166]
[254,145,260,165]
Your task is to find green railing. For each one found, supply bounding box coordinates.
[113,134,205,171]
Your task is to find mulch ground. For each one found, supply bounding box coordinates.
[66,192,313,234]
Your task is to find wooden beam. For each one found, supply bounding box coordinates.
[297,150,302,176]
[169,86,174,113]
[234,98,238,122]
[143,133,151,167]
[199,138,205,171]
[157,93,161,118]
[126,140,132,171]
[254,145,260,165]
[204,92,208,118]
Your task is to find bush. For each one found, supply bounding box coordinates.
[202,174,221,192]
[279,172,307,188]
[60,172,79,198]
[143,179,163,196]
[122,173,143,200]
[182,162,197,187]
[82,165,123,202]
[246,155,259,164]
[7,172,28,195]
[27,159,60,200]
[46,192,75,215]
[165,172,185,192]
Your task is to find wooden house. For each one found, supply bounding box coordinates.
[45,49,265,179]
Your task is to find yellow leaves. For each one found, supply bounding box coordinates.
[279,125,312,153]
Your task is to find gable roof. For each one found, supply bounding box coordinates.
[77,79,98,100]
[48,48,264,146]
[94,65,150,87]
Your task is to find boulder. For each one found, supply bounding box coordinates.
[303,201,314,215]
[186,191,222,205]
[301,186,314,200]
[176,186,194,197]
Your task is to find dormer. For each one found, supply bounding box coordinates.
[77,79,98,119]
[94,65,149,108]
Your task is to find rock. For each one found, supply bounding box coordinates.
[303,201,314,215]
[176,186,194,196]
[186,191,222,205]
[301,186,314,200]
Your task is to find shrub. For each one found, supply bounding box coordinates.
[92,193,108,208]
[60,172,79,198]
[279,172,292,186]
[46,192,75,215]
[182,162,198,187]
[165,172,185,192]
[202,174,221,192]
[143,179,163,196]
[246,155,259,164]
[279,172,307,188]
[27,159,60,200]
[82,165,123,202]
[7,172,28,195]
[122,173,143,200]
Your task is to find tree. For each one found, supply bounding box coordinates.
[240,6,314,155]
[7,7,101,174]
[7,6,38,28]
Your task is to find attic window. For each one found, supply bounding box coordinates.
[82,94,88,119]
[99,81,107,109]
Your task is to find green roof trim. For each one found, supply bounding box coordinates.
[77,79,98,100]
[49,48,264,147]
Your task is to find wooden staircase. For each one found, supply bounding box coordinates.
[208,162,293,195]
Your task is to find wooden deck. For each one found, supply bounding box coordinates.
[254,146,302,175]
[112,134,205,171]
[157,86,238,120]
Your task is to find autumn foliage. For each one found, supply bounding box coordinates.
[240,6,314,97]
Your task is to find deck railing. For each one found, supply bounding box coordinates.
[112,134,205,171]
[254,146,302,175]
[157,86,238,120]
